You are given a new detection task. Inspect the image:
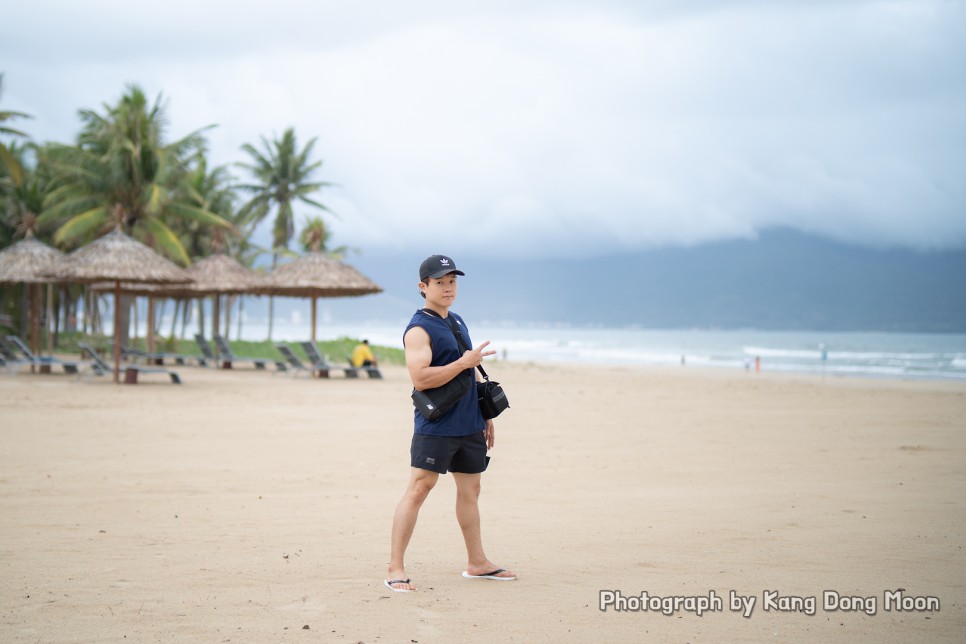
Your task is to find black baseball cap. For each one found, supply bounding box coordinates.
[419,254,465,280]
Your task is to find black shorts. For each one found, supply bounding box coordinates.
[410,431,489,474]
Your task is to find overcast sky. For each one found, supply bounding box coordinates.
[2,0,964,260]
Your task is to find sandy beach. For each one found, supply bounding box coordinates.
[1,360,964,643]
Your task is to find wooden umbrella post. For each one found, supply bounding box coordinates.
[212,293,221,358]
[29,284,36,373]
[147,296,156,354]
[113,280,121,384]
[311,295,317,343]
[46,283,54,356]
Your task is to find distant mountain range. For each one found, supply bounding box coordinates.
[295,229,966,333]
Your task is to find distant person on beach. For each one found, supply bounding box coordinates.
[351,339,378,367]
[384,254,516,592]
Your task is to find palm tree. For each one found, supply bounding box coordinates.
[39,85,232,264]
[299,215,349,258]
[0,73,32,190]
[0,142,44,248]
[0,142,50,340]
[176,156,239,259]
[236,127,333,338]
[171,157,267,341]
[38,85,233,349]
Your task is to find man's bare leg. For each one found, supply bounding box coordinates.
[387,467,439,591]
[453,472,516,579]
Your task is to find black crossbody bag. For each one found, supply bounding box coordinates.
[412,309,510,420]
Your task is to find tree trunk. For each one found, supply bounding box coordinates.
[267,296,274,340]
[131,297,138,349]
[112,283,121,383]
[197,298,206,340]
[225,295,233,341]
[147,297,156,353]
[64,285,76,334]
[170,299,180,340]
[180,300,191,340]
[267,251,278,340]
[211,294,220,353]
[86,290,95,335]
[91,291,103,335]
[82,289,90,335]
[52,285,61,349]
[46,284,54,355]
[19,285,28,339]
[237,296,244,339]
[117,294,132,350]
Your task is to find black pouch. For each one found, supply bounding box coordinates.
[412,371,472,421]
[477,378,509,419]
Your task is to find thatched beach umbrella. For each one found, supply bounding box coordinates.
[88,280,191,354]
[257,252,382,342]
[0,232,65,283]
[0,232,67,358]
[181,254,269,346]
[91,254,268,353]
[45,227,192,383]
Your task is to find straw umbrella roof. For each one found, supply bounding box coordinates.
[44,227,193,285]
[42,227,192,384]
[0,233,66,285]
[257,252,382,343]
[258,252,382,297]
[182,253,269,295]
[0,233,66,359]
[89,253,267,297]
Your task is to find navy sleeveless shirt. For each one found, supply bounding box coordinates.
[404,309,485,437]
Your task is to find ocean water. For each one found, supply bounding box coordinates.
[470,326,966,381]
[177,317,966,382]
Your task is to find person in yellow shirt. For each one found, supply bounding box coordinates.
[351,339,378,367]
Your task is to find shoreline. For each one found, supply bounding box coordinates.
[499,356,966,386]
[470,356,966,394]
[31,343,966,387]
[38,323,966,381]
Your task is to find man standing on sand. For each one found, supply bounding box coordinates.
[384,254,516,592]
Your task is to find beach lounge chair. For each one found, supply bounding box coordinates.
[213,334,282,371]
[0,345,27,374]
[275,344,315,378]
[123,345,206,367]
[195,334,218,364]
[298,341,362,378]
[78,342,182,384]
[346,353,383,379]
[5,335,80,374]
[0,337,28,373]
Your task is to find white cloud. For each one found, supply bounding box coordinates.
[2,0,964,258]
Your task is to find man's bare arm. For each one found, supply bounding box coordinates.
[404,326,496,391]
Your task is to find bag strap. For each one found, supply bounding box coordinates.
[421,308,490,380]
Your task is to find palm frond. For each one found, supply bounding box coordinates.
[0,145,24,186]
[140,217,190,266]
[165,202,234,230]
[53,207,111,246]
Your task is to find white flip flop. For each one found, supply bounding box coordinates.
[384,578,415,592]
[461,568,516,581]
